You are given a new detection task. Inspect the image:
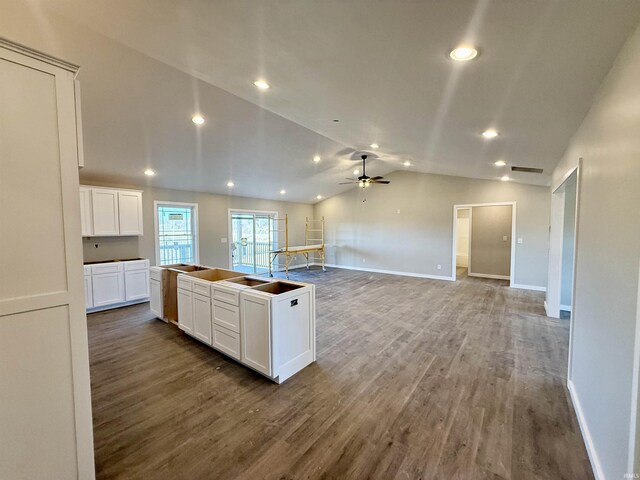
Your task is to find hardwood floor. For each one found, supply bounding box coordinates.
[87,267,592,479]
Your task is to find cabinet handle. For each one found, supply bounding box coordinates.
[290,299,298,307]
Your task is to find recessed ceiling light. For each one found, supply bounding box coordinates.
[449,46,479,61]
[226,181,234,187]
[316,195,322,200]
[482,129,500,139]
[280,189,286,195]
[313,155,321,163]
[501,175,510,182]
[353,169,359,175]
[191,114,205,125]
[370,143,379,149]
[494,160,506,167]
[403,161,411,167]
[254,80,270,90]
[144,169,156,176]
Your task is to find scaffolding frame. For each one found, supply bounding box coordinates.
[268,214,326,278]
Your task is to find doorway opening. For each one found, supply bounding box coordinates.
[452,202,516,285]
[228,209,277,274]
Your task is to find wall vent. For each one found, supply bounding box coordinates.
[511,166,544,174]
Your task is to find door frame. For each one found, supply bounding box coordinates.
[452,202,516,286]
[227,208,278,272]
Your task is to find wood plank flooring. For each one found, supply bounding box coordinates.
[87,267,593,480]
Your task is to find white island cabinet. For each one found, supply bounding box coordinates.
[85,259,149,312]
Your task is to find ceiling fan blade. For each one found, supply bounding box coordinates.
[371,180,391,184]
[339,181,355,185]
[369,176,384,181]
[345,177,357,181]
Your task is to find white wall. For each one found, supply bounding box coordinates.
[551,24,640,479]
[314,170,550,288]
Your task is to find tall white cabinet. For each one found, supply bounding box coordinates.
[0,40,95,479]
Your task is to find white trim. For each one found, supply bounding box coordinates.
[154,201,200,265]
[468,273,510,280]
[628,258,640,474]
[452,202,516,287]
[560,304,572,312]
[511,283,547,292]
[568,380,604,480]
[322,263,454,281]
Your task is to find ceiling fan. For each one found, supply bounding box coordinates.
[340,154,390,188]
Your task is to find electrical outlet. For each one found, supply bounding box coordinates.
[362,258,366,263]
[221,237,227,243]
[437,264,442,270]
[503,235,508,241]
[396,209,401,214]
[517,237,523,244]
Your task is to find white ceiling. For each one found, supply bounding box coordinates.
[5,0,640,202]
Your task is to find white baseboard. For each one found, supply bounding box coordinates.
[86,298,148,313]
[511,283,547,292]
[468,272,510,280]
[560,304,573,312]
[322,263,454,282]
[567,380,604,480]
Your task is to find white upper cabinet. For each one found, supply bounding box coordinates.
[118,191,143,235]
[81,186,143,237]
[91,188,119,236]
[79,186,93,236]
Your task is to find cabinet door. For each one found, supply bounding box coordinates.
[91,189,119,235]
[91,271,125,307]
[125,269,149,301]
[240,292,272,376]
[118,191,143,235]
[79,186,93,236]
[177,288,193,335]
[192,293,212,345]
[149,279,162,319]
[84,275,93,309]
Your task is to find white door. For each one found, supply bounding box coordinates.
[149,279,162,319]
[125,269,149,301]
[192,293,212,345]
[92,188,119,235]
[0,40,94,479]
[177,288,194,335]
[118,191,143,235]
[92,272,125,307]
[240,292,272,376]
[84,275,93,309]
[79,186,93,236]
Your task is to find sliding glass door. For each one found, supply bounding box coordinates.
[230,211,276,274]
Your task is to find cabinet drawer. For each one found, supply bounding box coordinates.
[212,285,239,306]
[124,260,149,271]
[212,324,240,361]
[212,300,240,333]
[177,275,193,291]
[91,263,122,275]
[149,267,162,281]
[192,279,211,297]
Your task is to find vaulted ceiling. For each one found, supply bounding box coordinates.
[3,0,640,202]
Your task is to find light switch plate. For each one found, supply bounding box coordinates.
[503,235,508,241]
[221,237,227,243]
[517,237,523,244]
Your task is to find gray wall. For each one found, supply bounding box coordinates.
[470,205,512,278]
[560,172,577,307]
[82,182,313,269]
[313,170,550,287]
[551,24,640,478]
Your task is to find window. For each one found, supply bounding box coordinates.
[154,202,199,265]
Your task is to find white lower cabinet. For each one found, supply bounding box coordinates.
[177,288,193,335]
[149,278,162,318]
[91,265,125,307]
[86,259,149,311]
[240,293,272,376]
[84,274,93,309]
[124,268,149,301]
[193,293,212,345]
